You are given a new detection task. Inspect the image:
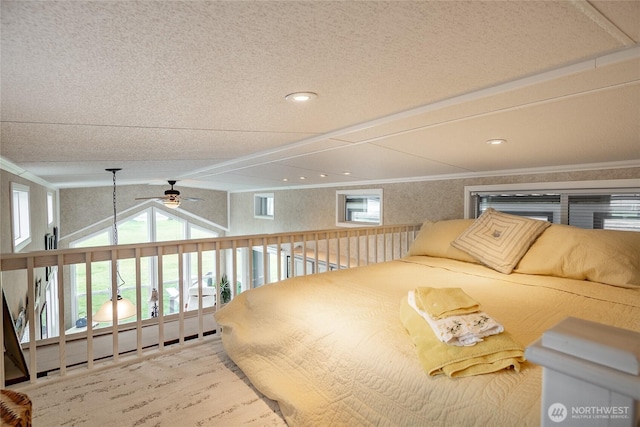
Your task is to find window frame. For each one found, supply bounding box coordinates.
[47,191,55,226]
[254,193,275,219]
[336,188,383,227]
[11,182,32,251]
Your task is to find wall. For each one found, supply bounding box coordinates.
[59,184,229,246]
[0,169,58,321]
[229,167,640,236]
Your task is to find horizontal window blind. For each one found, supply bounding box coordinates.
[475,191,640,231]
[477,194,561,222]
[569,194,640,231]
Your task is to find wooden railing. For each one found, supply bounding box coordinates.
[0,224,420,387]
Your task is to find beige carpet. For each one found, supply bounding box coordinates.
[11,336,287,426]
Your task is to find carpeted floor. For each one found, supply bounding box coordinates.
[11,336,287,426]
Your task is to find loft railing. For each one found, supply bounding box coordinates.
[0,224,420,387]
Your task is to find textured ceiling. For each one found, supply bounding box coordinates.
[1,1,639,192]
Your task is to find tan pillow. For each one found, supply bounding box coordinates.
[407,219,479,263]
[515,224,640,288]
[451,208,551,274]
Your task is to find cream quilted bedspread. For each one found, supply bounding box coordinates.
[214,256,640,426]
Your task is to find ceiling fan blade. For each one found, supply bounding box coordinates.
[135,180,205,204]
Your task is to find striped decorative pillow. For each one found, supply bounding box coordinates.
[451,208,551,274]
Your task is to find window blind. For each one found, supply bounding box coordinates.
[568,194,640,231]
[475,191,640,231]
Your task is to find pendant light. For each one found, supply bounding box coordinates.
[94,168,136,323]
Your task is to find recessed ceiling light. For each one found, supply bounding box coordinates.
[342,171,351,175]
[320,173,328,178]
[486,138,507,145]
[282,178,289,182]
[299,176,306,180]
[285,92,318,103]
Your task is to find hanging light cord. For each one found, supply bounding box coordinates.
[110,169,125,290]
[112,170,119,246]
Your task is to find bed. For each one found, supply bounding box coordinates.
[215,210,640,426]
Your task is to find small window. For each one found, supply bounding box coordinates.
[254,193,274,219]
[467,180,639,231]
[12,183,31,250]
[336,189,382,227]
[47,191,55,226]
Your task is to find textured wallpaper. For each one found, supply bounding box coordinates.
[58,184,229,247]
[229,167,640,236]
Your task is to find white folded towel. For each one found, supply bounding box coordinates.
[407,291,504,347]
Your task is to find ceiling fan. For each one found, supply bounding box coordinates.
[135,180,203,209]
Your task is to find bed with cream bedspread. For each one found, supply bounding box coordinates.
[215,254,640,426]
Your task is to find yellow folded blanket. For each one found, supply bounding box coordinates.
[400,297,525,378]
[414,287,480,319]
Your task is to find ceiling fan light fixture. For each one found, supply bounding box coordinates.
[285,92,317,103]
[163,198,181,209]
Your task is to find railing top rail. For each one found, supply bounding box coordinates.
[1,223,421,271]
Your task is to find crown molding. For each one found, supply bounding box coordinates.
[0,156,56,188]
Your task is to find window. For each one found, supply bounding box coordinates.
[467,180,640,231]
[70,207,219,328]
[47,191,55,226]
[336,189,383,227]
[477,194,560,222]
[12,183,31,250]
[254,193,274,219]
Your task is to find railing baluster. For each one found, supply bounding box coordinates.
[27,257,36,383]
[86,252,94,369]
[197,243,204,339]
[232,240,238,298]
[356,230,360,267]
[336,231,341,270]
[110,249,119,362]
[157,246,164,351]
[289,234,295,277]
[302,234,307,276]
[392,230,396,260]
[346,231,350,269]
[262,238,268,285]
[135,248,142,355]
[248,238,253,290]
[325,233,330,270]
[178,246,185,345]
[364,228,369,265]
[374,228,379,263]
[276,236,282,281]
[314,233,319,273]
[57,253,66,376]
[215,241,221,309]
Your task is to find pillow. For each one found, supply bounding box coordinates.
[451,208,551,274]
[515,224,640,288]
[407,219,479,263]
